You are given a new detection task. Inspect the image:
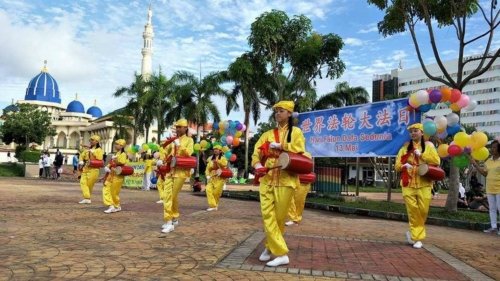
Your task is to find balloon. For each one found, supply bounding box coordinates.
[222,146,230,153]
[224,151,232,159]
[142,143,149,151]
[464,100,477,111]
[453,132,470,148]
[219,121,225,129]
[200,140,208,148]
[437,130,448,139]
[434,116,448,129]
[446,124,461,136]
[236,123,243,131]
[418,104,432,112]
[408,94,420,108]
[471,147,490,161]
[437,144,449,158]
[448,144,463,156]
[234,131,243,138]
[449,89,462,103]
[423,121,437,136]
[456,94,470,108]
[452,154,469,168]
[429,89,442,103]
[127,147,134,153]
[226,135,233,145]
[450,103,461,112]
[153,152,160,159]
[212,122,219,130]
[133,145,140,153]
[150,176,158,184]
[415,89,429,105]
[232,138,240,147]
[241,124,246,132]
[229,154,237,162]
[446,113,459,126]
[470,131,488,150]
[440,88,451,102]
[194,143,201,151]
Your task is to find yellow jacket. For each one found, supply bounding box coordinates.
[144,159,154,173]
[80,146,104,172]
[395,141,440,188]
[205,154,228,177]
[251,124,305,188]
[165,135,194,178]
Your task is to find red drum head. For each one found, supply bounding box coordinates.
[171,157,197,169]
[277,152,313,174]
[89,159,104,168]
[115,165,134,176]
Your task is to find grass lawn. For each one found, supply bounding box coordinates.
[0,163,25,177]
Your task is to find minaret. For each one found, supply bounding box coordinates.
[141,5,154,79]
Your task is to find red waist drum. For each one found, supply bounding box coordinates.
[299,172,316,184]
[171,157,197,169]
[158,165,171,174]
[115,165,134,176]
[418,164,445,181]
[277,152,313,174]
[218,168,233,178]
[89,159,104,168]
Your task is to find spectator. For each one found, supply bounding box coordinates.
[64,155,68,165]
[470,139,500,234]
[43,153,52,178]
[38,156,44,178]
[103,152,107,162]
[466,182,489,211]
[7,151,11,162]
[72,153,79,174]
[54,151,64,179]
[457,183,468,209]
[192,176,202,192]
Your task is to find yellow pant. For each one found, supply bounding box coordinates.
[206,177,225,208]
[80,168,100,199]
[260,184,294,256]
[403,186,432,241]
[163,177,185,221]
[103,175,124,207]
[157,177,165,201]
[288,183,311,223]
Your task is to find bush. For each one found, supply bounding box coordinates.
[0,163,25,177]
[20,150,42,163]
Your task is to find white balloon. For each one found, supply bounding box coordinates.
[464,99,477,111]
[446,113,460,126]
[435,115,448,129]
[416,90,429,105]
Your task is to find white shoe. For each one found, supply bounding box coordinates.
[206,207,217,211]
[406,231,415,245]
[266,255,289,267]
[483,227,498,233]
[172,219,179,226]
[412,241,423,249]
[156,200,163,204]
[285,221,295,226]
[161,223,174,233]
[104,206,116,214]
[78,199,91,204]
[259,248,271,262]
[114,206,121,212]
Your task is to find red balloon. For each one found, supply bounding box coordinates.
[229,154,237,162]
[447,144,463,157]
[449,89,462,103]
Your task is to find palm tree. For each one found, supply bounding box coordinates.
[113,73,149,144]
[111,113,133,144]
[313,81,369,109]
[143,69,177,143]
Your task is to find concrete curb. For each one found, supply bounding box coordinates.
[215,191,490,232]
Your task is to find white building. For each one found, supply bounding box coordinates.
[375,55,500,137]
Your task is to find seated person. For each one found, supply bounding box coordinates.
[192,176,202,192]
[466,183,489,211]
[457,183,468,209]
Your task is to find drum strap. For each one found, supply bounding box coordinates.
[401,147,414,187]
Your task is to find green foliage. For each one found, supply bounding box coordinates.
[20,150,42,163]
[0,163,25,177]
[0,104,55,146]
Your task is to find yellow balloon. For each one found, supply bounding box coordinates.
[453,132,470,148]
[219,121,225,129]
[471,147,489,161]
[194,143,201,150]
[470,131,488,150]
[450,103,461,112]
[235,131,243,138]
[437,144,449,158]
[200,140,208,148]
[222,146,230,152]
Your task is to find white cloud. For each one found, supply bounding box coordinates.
[358,23,378,34]
[344,37,364,46]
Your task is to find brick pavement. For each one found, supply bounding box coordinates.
[0,178,498,280]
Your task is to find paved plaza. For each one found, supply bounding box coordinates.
[0,178,498,280]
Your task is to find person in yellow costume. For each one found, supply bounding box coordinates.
[161,119,194,233]
[142,152,154,191]
[395,123,440,249]
[102,139,129,213]
[78,135,104,204]
[205,145,228,211]
[154,147,168,203]
[285,151,312,226]
[252,100,305,267]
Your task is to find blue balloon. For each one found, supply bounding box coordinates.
[423,121,437,136]
[213,122,219,130]
[418,104,432,112]
[224,151,232,159]
[446,124,461,136]
[150,176,158,184]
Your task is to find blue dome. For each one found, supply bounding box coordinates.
[25,70,61,104]
[66,100,85,113]
[87,106,103,118]
[3,104,19,114]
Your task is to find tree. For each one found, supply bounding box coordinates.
[368,0,499,211]
[1,103,55,147]
[111,113,133,142]
[113,73,149,144]
[248,10,345,103]
[312,81,370,110]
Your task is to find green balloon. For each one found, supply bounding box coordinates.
[452,154,469,168]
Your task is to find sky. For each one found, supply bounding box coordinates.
[0,0,497,124]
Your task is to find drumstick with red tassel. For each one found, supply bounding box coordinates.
[161,137,179,148]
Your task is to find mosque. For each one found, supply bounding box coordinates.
[1,6,156,154]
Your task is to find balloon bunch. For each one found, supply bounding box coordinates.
[408,88,477,113]
[436,131,489,168]
[127,142,160,154]
[213,120,246,147]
